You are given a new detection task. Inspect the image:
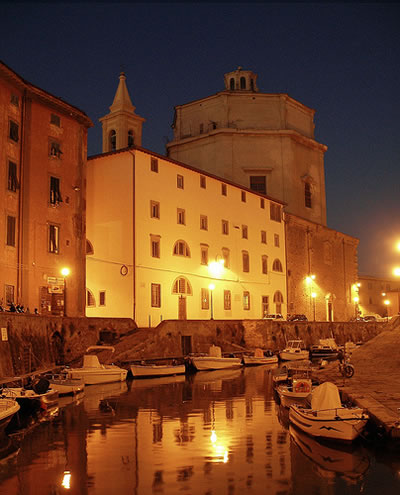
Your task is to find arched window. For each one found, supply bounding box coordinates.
[173,240,191,257]
[86,289,96,307]
[128,130,134,147]
[272,259,283,272]
[250,79,254,91]
[109,130,116,151]
[240,77,246,89]
[86,239,94,255]
[305,182,312,208]
[172,277,192,295]
[230,78,235,90]
[273,291,284,313]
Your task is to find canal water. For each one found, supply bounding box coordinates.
[1,365,399,495]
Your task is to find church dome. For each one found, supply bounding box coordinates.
[224,67,258,92]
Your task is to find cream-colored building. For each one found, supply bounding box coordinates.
[86,74,287,327]
[166,67,328,226]
[357,274,400,317]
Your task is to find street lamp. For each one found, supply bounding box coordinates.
[305,274,316,320]
[61,267,70,317]
[209,283,215,320]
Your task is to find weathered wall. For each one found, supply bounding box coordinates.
[0,314,137,378]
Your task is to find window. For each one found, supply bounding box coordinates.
[262,296,269,317]
[86,289,95,307]
[240,77,246,90]
[242,225,248,239]
[99,291,106,306]
[150,201,160,219]
[151,157,159,172]
[173,240,190,257]
[201,288,210,310]
[305,182,312,208]
[222,248,230,269]
[128,130,134,147]
[172,277,192,295]
[221,184,227,196]
[243,291,250,310]
[48,224,59,253]
[270,203,281,222]
[274,234,280,247]
[262,255,268,274]
[250,176,266,195]
[50,176,63,205]
[50,141,62,158]
[177,208,186,225]
[272,259,283,272]
[222,220,229,235]
[177,174,184,189]
[261,230,267,244]
[199,123,204,134]
[8,161,19,192]
[109,130,116,151]
[5,284,15,305]
[274,291,284,313]
[50,114,60,127]
[260,198,265,209]
[151,238,160,258]
[224,290,232,310]
[151,284,161,307]
[11,94,19,106]
[230,78,235,90]
[200,244,208,265]
[9,120,19,142]
[6,216,16,247]
[242,251,250,272]
[241,191,246,202]
[200,175,206,188]
[200,215,208,231]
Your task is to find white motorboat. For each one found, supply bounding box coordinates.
[309,338,339,360]
[43,372,85,396]
[64,346,128,385]
[130,362,186,378]
[280,340,309,361]
[276,377,314,408]
[189,345,242,371]
[0,398,20,434]
[289,382,369,442]
[242,348,278,366]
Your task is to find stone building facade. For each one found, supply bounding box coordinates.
[357,274,400,317]
[0,61,92,316]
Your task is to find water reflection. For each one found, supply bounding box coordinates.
[0,365,399,494]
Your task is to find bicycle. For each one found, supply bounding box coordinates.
[338,354,355,378]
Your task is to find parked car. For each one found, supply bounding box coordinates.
[287,314,308,322]
[263,314,284,321]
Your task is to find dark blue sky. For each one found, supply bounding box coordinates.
[3,2,400,277]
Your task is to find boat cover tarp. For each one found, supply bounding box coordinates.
[209,345,222,358]
[254,348,264,358]
[311,382,341,410]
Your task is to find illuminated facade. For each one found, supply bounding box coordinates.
[357,274,400,317]
[0,61,92,315]
[86,147,287,326]
[167,67,328,226]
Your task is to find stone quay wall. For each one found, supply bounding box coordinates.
[0,314,390,379]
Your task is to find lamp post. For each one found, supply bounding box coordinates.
[311,292,317,321]
[61,267,70,317]
[209,283,215,320]
[384,299,390,321]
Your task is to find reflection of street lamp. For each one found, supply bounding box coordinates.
[209,283,215,320]
[311,292,317,321]
[61,267,70,317]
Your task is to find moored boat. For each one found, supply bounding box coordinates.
[242,348,278,366]
[0,399,20,435]
[279,340,309,361]
[130,362,186,378]
[277,377,314,408]
[289,382,369,442]
[188,345,242,371]
[43,373,85,396]
[64,346,128,385]
[309,338,339,360]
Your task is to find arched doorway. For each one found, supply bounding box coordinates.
[172,276,192,320]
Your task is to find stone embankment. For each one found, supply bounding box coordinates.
[313,316,400,441]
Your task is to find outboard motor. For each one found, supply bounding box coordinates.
[32,377,50,395]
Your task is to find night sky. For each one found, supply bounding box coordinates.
[2,2,400,277]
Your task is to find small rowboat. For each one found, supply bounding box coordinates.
[130,362,185,378]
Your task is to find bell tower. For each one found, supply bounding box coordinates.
[100,72,145,152]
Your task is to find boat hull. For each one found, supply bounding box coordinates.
[68,368,128,385]
[0,399,20,435]
[243,355,278,366]
[289,404,368,442]
[190,356,242,371]
[130,364,186,378]
[279,350,309,361]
